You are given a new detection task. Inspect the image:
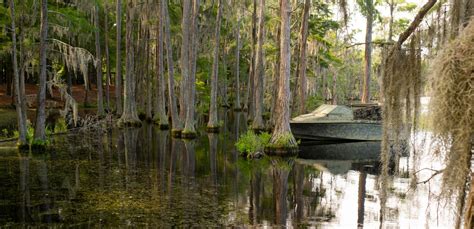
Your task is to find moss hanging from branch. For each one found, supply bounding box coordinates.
[429,18,474,217]
[52,39,96,90]
[379,0,438,224]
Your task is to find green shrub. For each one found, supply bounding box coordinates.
[54,118,68,133]
[235,131,271,157]
[2,129,9,137]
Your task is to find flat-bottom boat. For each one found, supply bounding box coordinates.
[290,105,382,141]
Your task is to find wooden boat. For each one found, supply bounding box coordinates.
[290,105,382,141]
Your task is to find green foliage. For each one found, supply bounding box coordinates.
[235,131,271,157]
[54,118,68,133]
[305,95,324,112]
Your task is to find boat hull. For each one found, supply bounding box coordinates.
[290,121,382,141]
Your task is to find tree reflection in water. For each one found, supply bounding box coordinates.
[0,120,456,227]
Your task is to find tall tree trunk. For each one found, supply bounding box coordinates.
[9,0,27,146]
[331,67,338,104]
[450,0,462,38]
[162,0,181,134]
[115,0,123,114]
[251,0,265,130]
[234,4,243,111]
[105,6,111,111]
[246,0,257,120]
[268,0,297,152]
[361,0,373,104]
[94,3,105,116]
[144,28,153,121]
[387,0,395,42]
[179,0,194,123]
[184,0,200,137]
[295,0,310,115]
[181,0,194,137]
[118,0,141,126]
[270,26,280,129]
[207,0,223,131]
[154,3,169,129]
[34,0,48,142]
[19,31,27,139]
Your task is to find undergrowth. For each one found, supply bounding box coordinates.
[235,130,271,158]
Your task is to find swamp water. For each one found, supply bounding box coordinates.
[0,112,455,228]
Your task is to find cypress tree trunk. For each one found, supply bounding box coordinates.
[331,67,338,104]
[145,29,153,121]
[295,0,310,115]
[154,3,169,129]
[34,0,48,143]
[267,0,297,154]
[234,4,243,111]
[115,0,123,114]
[179,0,194,125]
[387,0,395,42]
[9,0,27,146]
[246,0,257,120]
[180,0,192,137]
[104,6,111,111]
[361,0,373,104]
[251,0,265,131]
[270,26,280,129]
[182,0,200,138]
[207,0,223,132]
[118,0,141,127]
[94,3,105,116]
[162,0,181,135]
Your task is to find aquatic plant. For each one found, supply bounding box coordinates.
[235,130,271,157]
[54,118,68,133]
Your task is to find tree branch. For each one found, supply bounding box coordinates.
[416,169,444,184]
[345,41,394,48]
[395,0,438,48]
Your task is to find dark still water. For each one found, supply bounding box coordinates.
[0,113,454,228]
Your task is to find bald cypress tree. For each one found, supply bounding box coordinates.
[207,0,223,132]
[118,0,141,127]
[266,0,297,154]
[34,0,48,143]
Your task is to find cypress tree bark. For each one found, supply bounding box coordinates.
[267,0,297,154]
[180,0,192,129]
[34,0,48,143]
[104,6,111,111]
[361,0,373,104]
[270,26,280,129]
[234,4,243,111]
[180,0,192,137]
[162,0,181,135]
[118,0,141,127]
[94,3,105,116]
[246,0,257,120]
[154,2,169,129]
[182,0,200,138]
[295,0,310,115]
[9,0,27,146]
[207,0,223,132]
[251,0,266,131]
[115,0,123,114]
